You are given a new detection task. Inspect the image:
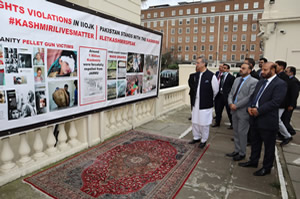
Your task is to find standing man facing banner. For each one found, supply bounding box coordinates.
[226,63,258,161]
[239,62,287,176]
[188,57,219,148]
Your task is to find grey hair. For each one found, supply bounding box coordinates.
[197,56,208,67]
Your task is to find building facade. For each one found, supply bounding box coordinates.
[141,0,264,67]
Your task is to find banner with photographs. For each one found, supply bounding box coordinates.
[0,0,162,135]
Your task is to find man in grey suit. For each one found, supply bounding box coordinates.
[226,63,258,161]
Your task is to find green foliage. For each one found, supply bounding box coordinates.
[168,63,178,69]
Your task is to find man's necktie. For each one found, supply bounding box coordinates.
[252,79,268,107]
[232,78,244,103]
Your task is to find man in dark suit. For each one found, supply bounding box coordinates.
[257,58,268,78]
[282,66,299,136]
[212,63,235,128]
[188,66,198,113]
[239,62,287,176]
[275,60,293,146]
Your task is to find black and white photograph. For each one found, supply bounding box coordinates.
[4,47,18,73]
[35,85,47,115]
[18,53,32,68]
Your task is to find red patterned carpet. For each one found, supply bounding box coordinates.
[24,130,208,199]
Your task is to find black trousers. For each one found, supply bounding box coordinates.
[282,109,296,135]
[214,93,232,125]
[249,127,276,170]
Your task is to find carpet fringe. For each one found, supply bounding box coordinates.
[22,179,54,199]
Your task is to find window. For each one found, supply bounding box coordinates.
[178,45,182,52]
[202,17,206,24]
[253,13,258,21]
[187,9,191,14]
[194,27,198,33]
[243,14,248,21]
[154,12,157,18]
[225,5,230,11]
[208,54,213,60]
[185,54,189,61]
[231,54,236,61]
[153,21,157,27]
[193,54,197,60]
[251,34,256,41]
[172,10,176,16]
[242,24,247,31]
[223,44,228,51]
[185,45,189,51]
[234,14,238,22]
[171,19,175,26]
[193,45,197,51]
[147,13,151,18]
[244,3,249,9]
[223,34,228,42]
[234,4,239,10]
[194,18,198,24]
[210,16,215,24]
[233,24,238,32]
[254,2,259,8]
[210,26,214,33]
[147,22,151,28]
[232,34,237,41]
[186,27,190,34]
[202,26,206,33]
[193,36,197,42]
[201,45,205,51]
[240,54,245,61]
[209,35,214,42]
[178,37,182,43]
[250,54,255,59]
[222,54,227,61]
[179,19,183,25]
[241,34,246,41]
[201,35,206,42]
[250,44,255,51]
[178,54,182,60]
[160,12,164,17]
[211,6,215,12]
[232,44,236,51]
[252,24,257,31]
[224,15,229,22]
[178,28,182,34]
[209,45,213,51]
[160,21,164,27]
[179,9,183,15]
[171,37,175,43]
[186,36,190,43]
[203,7,207,13]
[194,8,199,14]
[141,14,144,19]
[171,45,175,51]
[186,18,190,25]
[224,25,229,32]
[241,44,246,51]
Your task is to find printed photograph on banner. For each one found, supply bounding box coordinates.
[33,48,45,66]
[127,53,144,73]
[0,44,3,66]
[35,85,47,115]
[126,75,143,96]
[144,55,158,76]
[107,80,116,100]
[117,80,126,98]
[0,90,5,103]
[118,60,126,79]
[18,53,32,68]
[47,49,77,78]
[34,66,45,83]
[83,77,104,98]
[48,80,77,111]
[107,60,117,80]
[0,68,4,85]
[7,88,37,120]
[4,47,18,73]
[13,76,27,85]
[143,74,157,93]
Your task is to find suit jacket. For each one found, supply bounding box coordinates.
[188,73,196,105]
[228,76,258,118]
[237,70,259,80]
[287,76,300,108]
[277,72,290,108]
[248,76,287,130]
[219,73,235,99]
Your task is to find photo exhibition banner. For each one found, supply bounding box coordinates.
[0,0,162,135]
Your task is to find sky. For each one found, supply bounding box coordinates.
[141,0,216,9]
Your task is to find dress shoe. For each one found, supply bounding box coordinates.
[280,137,292,146]
[227,125,233,129]
[231,138,234,142]
[188,139,200,144]
[253,168,271,176]
[226,152,238,157]
[238,161,258,168]
[211,123,220,128]
[198,142,206,149]
[276,135,285,141]
[233,155,245,161]
[290,131,296,136]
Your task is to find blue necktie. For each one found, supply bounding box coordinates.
[233,78,244,103]
[252,80,268,106]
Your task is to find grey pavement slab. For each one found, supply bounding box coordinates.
[284,152,300,166]
[292,181,300,199]
[287,164,300,182]
[282,143,300,155]
[227,187,278,199]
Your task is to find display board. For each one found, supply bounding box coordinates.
[0,0,162,136]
